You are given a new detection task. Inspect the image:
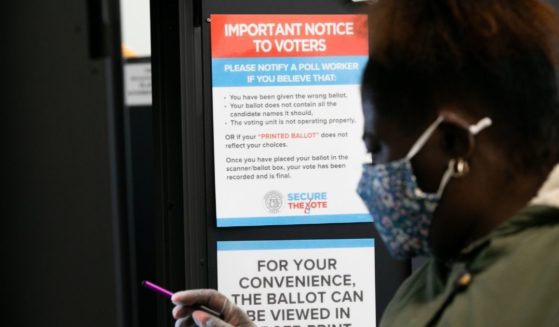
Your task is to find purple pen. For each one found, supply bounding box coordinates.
[142,280,174,298]
[141,280,222,318]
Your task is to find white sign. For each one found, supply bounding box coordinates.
[217,239,376,327]
[211,14,371,227]
[124,62,152,106]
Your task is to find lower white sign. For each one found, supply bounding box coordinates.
[217,239,376,327]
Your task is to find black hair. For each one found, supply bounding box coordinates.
[362,0,559,174]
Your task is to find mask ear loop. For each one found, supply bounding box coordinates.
[436,159,458,197]
[436,117,493,197]
[469,117,492,135]
[406,116,444,160]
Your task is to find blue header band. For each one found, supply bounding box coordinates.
[217,238,374,251]
[217,213,372,227]
[212,56,368,87]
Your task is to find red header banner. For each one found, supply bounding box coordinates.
[211,14,368,58]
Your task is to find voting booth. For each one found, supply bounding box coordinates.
[151,0,410,326]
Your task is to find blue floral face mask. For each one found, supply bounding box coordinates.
[357,116,492,259]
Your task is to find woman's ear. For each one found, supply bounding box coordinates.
[438,110,476,159]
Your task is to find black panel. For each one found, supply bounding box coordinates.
[195,0,410,322]
[150,0,187,325]
[124,103,157,327]
[0,0,130,326]
[152,0,412,325]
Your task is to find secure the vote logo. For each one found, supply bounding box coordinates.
[264,191,283,214]
[287,192,329,214]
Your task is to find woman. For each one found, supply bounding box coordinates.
[172,0,559,326]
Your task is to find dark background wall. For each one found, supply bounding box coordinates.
[0,0,130,326]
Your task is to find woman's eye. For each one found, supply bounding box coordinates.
[364,136,383,155]
[371,140,383,155]
[363,134,384,165]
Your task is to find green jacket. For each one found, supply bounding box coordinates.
[381,166,559,327]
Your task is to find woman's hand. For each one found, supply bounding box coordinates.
[172,289,256,327]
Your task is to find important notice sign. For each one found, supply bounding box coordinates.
[217,239,376,327]
[211,15,371,227]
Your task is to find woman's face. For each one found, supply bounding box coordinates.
[361,96,497,258]
[361,96,449,194]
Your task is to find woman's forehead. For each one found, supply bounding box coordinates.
[362,101,427,147]
[362,99,396,137]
